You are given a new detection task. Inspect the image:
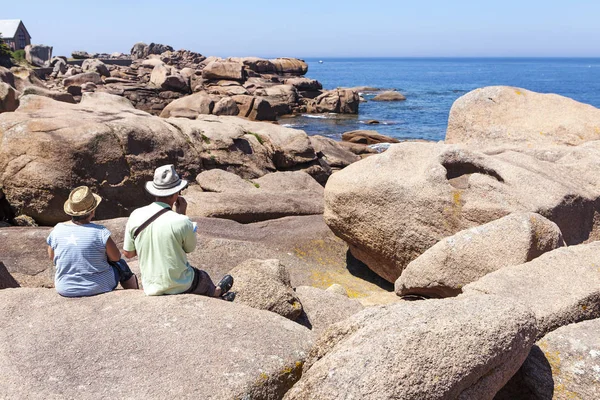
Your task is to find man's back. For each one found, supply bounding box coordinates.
[123,202,196,295]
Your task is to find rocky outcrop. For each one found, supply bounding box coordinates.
[446,86,600,147]
[396,212,565,298]
[324,141,600,282]
[202,60,245,81]
[81,59,110,77]
[372,90,406,101]
[0,82,19,113]
[229,259,303,320]
[0,288,313,399]
[284,295,536,399]
[186,170,324,223]
[306,89,359,114]
[496,318,600,400]
[270,58,308,75]
[0,93,331,225]
[0,262,19,289]
[462,241,600,338]
[341,130,400,145]
[295,286,364,335]
[24,44,53,67]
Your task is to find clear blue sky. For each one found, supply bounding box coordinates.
[4,0,600,58]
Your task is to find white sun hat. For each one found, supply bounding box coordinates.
[145,164,188,197]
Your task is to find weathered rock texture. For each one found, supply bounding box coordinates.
[186,170,324,223]
[0,81,19,112]
[284,295,537,400]
[294,285,364,335]
[462,241,600,339]
[0,262,19,289]
[396,212,565,298]
[324,141,600,282]
[229,259,303,320]
[25,44,52,67]
[0,93,333,225]
[446,86,600,147]
[496,318,600,400]
[341,130,400,145]
[0,288,312,399]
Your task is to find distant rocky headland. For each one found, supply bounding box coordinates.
[1,41,600,399]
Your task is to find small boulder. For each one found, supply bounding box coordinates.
[295,286,364,335]
[372,91,406,101]
[158,92,216,118]
[0,82,19,113]
[71,50,91,59]
[230,259,303,320]
[270,58,308,75]
[462,241,600,338]
[233,95,276,121]
[341,130,400,145]
[284,295,537,399]
[285,77,322,92]
[150,63,188,92]
[309,89,359,114]
[309,136,361,169]
[130,42,148,59]
[82,59,110,77]
[196,169,256,193]
[396,212,565,298]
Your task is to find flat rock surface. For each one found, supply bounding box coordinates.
[0,215,392,303]
[462,241,600,338]
[285,295,537,400]
[0,288,313,399]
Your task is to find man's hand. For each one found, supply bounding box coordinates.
[175,195,188,215]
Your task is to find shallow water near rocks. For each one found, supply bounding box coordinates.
[278,57,600,141]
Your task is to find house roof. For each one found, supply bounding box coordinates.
[0,19,27,40]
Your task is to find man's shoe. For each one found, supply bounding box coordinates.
[222,292,236,302]
[217,275,234,294]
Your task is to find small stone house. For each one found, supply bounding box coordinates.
[0,20,31,51]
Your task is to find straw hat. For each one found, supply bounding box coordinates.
[63,186,102,216]
[145,164,188,197]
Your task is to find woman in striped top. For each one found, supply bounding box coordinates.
[46,186,138,297]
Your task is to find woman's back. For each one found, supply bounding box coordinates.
[47,222,117,297]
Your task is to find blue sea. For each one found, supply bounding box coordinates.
[278,58,600,142]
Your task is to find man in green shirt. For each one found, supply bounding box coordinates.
[123,164,234,300]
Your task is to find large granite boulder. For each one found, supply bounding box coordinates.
[284,295,537,400]
[294,285,364,335]
[81,59,110,77]
[25,44,53,67]
[462,241,600,338]
[324,141,600,282]
[0,288,313,399]
[202,60,244,81]
[230,57,276,73]
[0,93,327,225]
[284,77,322,92]
[396,212,565,298]
[446,86,600,147]
[270,58,308,75]
[0,82,19,113]
[212,96,239,116]
[496,318,600,400]
[255,84,299,115]
[130,42,148,59]
[150,63,188,92]
[186,170,324,223]
[232,95,276,121]
[229,259,303,320]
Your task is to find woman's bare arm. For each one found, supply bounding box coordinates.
[106,237,122,262]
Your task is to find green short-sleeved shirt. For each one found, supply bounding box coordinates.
[123,202,196,296]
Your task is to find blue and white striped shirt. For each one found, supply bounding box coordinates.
[46,222,117,297]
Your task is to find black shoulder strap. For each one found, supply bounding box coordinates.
[133,207,170,240]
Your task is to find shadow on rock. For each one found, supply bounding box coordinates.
[345,250,394,292]
[494,345,554,400]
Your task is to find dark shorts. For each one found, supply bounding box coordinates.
[109,259,135,283]
[182,267,217,297]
